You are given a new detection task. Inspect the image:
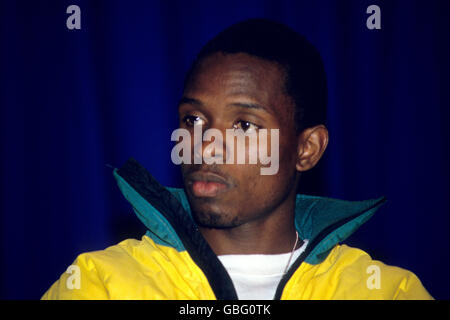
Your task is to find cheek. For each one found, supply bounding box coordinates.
[233,129,296,184]
[228,168,290,218]
[229,163,286,200]
[242,129,281,170]
[279,129,299,165]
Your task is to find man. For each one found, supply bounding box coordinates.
[42,19,432,300]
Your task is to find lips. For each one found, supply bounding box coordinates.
[185,171,233,198]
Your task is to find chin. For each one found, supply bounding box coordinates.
[192,207,241,229]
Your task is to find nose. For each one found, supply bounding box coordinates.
[193,126,227,165]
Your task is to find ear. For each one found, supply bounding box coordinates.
[295,125,329,172]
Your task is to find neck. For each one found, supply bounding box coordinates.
[199,189,303,256]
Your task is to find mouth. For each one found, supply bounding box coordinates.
[185,171,233,198]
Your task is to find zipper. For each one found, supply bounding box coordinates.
[116,158,239,300]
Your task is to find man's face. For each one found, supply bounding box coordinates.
[179,52,300,228]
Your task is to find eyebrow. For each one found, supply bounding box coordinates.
[178,97,271,114]
[227,102,270,113]
[178,97,203,108]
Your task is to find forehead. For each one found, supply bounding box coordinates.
[184,52,293,116]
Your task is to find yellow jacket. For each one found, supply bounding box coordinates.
[42,158,433,300]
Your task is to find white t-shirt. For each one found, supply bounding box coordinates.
[217,239,309,300]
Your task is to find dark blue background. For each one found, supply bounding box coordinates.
[1,0,449,299]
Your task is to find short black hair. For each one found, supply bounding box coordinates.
[184,18,328,133]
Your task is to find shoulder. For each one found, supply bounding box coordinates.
[324,244,433,299]
[41,236,169,299]
[75,236,156,269]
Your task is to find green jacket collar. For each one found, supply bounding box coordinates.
[113,158,386,266]
[167,187,386,265]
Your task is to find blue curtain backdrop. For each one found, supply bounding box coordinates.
[1,0,449,299]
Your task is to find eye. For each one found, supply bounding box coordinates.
[233,120,259,133]
[182,115,205,127]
